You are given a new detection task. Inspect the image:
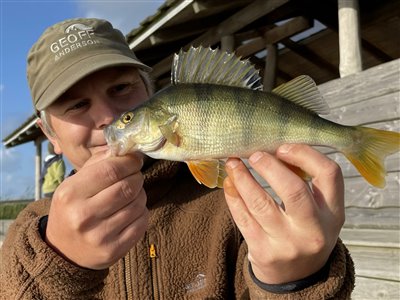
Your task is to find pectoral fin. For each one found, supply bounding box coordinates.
[159,115,181,147]
[186,160,226,188]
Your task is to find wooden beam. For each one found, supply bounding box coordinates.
[306,0,393,65]
[234,28,267,44]
[264,44,277,91]
[236,16,312,58]
[151,0,290,78]
[338,0,363,77]
[276,69,293,82]
[280,37,338,76]
[361,38,393,63]
[192,0,290,46]
[265,16,313,44]
[236,37,265,58]
[192,0,253,14]
[221,35,235,52]
[192,1,207,14]
[147,11,232,47]
[149,26,207,46]
[315,14,393,64]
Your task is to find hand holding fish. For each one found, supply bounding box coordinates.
[224,144,344,284]
[44,151,148,270]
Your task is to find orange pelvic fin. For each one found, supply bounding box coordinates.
[186,159,226,188]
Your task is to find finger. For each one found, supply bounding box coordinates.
[104,188,148,237]
[114,205,149,258]
[248,151,315,219]
[225,158,283,233]
[276,144,344,212]
[89,172,144,218]
[71,153,144,197]
[90,201,149,270]
[81,149,112,168]
[85,188,147,247]
[223,176,264,241]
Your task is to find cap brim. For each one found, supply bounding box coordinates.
[36,53,152,111]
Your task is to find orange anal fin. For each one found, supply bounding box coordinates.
[186,160,226,189]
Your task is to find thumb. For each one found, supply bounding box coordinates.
[81,150,112,169]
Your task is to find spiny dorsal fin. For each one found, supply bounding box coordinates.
[272,75,330,115]
[172,46,263,90]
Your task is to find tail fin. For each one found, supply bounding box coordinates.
[343,127,400,188]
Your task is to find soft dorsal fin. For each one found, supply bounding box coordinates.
[272,75,330,115]
[172,46,263,90]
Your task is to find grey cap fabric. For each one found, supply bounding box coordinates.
[27,18,151,111]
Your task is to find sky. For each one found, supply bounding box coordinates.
[0,0,162,200]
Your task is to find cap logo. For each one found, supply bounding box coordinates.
[50,23,101,61]
[65,23,93,33]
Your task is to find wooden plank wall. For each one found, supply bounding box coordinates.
[249,58,399,299]
[319,58,400,299]
[319,59,400,299]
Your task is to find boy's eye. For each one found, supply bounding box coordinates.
[111,83,131,94]
[68,100,88,111]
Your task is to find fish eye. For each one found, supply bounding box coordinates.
[122,112,134,124]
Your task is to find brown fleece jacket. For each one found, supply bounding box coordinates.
[0,160,354,299]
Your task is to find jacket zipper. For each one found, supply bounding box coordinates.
[124,253,134,300]
[149,243,160,300]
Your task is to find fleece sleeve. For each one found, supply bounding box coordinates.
[0,199,108,300]
[242,239,355,299]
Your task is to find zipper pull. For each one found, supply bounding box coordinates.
[149,244,157,258]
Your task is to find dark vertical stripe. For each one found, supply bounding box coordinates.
[308,113,321,144]
[237,87,255,148]
[196,85,210,150]
[277,95,291,143]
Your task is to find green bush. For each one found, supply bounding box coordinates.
[0,201,32,219]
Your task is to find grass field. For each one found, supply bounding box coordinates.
[0,200,33,219]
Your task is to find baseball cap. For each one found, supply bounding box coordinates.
[27,18,151,111]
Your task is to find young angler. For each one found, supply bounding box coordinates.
[0,18,354,299]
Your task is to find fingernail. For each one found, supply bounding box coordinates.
[278,144,292,154]
[226,158,240,169]
[249,151,264,163]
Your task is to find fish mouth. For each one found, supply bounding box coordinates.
[104,125,138,156]
[104,126,124,156]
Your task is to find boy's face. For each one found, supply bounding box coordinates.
[39,67,148,170]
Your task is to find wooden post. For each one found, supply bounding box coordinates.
[264,44,277,91]
[338,0,362,77]
[221,35,235,53]
[34,138,42,200]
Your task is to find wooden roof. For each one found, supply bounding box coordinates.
[126,0,399,88]
[3,0,399,148]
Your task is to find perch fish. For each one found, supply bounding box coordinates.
[104,46,400,188]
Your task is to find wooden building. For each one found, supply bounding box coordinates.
[3,0,399,298]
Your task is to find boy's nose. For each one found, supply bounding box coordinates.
[95,101,118,129]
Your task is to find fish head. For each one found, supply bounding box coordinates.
[104,104,171,156]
